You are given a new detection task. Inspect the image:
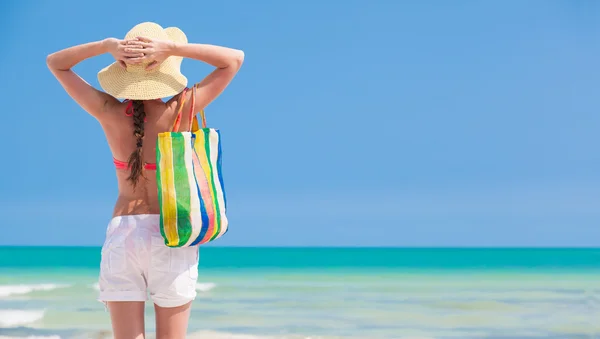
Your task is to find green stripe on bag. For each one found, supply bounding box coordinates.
[171,133,193,246]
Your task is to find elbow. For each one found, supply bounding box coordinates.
[46,53,60,70]
[235,50,245,65]
[46,53,68,71]
[228,49,244,70]
[46,53,55,69]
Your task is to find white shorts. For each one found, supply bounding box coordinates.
[98,214,199,308]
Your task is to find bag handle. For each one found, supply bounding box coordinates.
[171,87,189,132]
[189,84,207,132]
[187,85,196,131]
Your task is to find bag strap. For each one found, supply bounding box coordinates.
[171,87,189,132]
[186,85,196,131]
[189,84,207,131]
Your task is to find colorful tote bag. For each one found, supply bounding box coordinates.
[156,86,228,247]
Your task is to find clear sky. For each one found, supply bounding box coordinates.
[0,1,598,247]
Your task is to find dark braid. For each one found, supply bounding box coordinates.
[127,100,146,189]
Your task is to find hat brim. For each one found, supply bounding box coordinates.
[98,63,188,100]
[97,24,189,100]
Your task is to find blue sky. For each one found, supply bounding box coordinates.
[0,1,598,246]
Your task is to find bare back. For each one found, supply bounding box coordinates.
[101,94,194,217]
[46,36,243,220]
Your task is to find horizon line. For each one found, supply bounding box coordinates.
[1,245,599,249]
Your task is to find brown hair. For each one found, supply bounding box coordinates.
[126,100,146,189]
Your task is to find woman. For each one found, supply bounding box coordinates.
[46,22,244,339]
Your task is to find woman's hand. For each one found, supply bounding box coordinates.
[125,36,176,71]
[103,38,145,69]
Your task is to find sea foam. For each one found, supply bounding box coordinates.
[0,284,69,298]
[196,282,217,292]
[0,309,45,327]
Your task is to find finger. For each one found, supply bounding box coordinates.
[136,42,153,48]
[123,52,145,58]
[126,56,148,64]
[121,42,144,50]
[121,39,138,46]
[136,36,153,43]
[123,47,145,54]
[145,61,160,71]
[118,60,127,69]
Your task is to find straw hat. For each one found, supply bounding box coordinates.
[98,22,188,100]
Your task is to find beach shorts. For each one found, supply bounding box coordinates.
[97,214,199,308]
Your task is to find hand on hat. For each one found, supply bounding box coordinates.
[122,36,176,71]
[104,38,146,69]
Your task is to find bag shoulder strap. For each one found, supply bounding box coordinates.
[171,87,189,132]
[187,85,196,131]
[189,84,207,132]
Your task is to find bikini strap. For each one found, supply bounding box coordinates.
[125,99,147,122]
[124,100,133,116]
[171,87,188,132]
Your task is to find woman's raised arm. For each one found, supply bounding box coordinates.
[46,38,143,120]
[129,38,244,112]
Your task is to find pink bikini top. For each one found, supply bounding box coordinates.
[113,88,198,172]
[113,158,156,171]
[112,99,162,171]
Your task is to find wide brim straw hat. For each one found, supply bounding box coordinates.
[98,22,188,100]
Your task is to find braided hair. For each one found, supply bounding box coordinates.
[126,100,146,189]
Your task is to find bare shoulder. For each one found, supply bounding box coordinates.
[162,90,187,116]
[165,90,186,109]
[152,98,180,130]
[98,99,126,126]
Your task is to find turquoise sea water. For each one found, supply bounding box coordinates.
[1,247,600,338]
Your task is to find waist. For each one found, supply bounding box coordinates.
[110,214,160,225]
[113,173,159,217]
[113,196,160,218]
[105,214,161,239]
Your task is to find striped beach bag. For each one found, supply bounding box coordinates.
[156,86,228,247]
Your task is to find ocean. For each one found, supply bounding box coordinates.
[0,247,600,339]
